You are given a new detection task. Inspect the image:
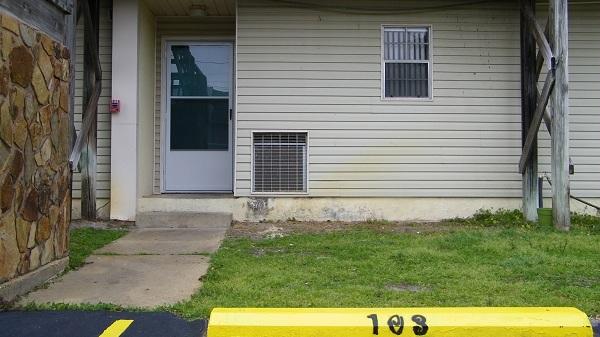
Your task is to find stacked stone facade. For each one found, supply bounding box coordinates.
[0,12,71,284]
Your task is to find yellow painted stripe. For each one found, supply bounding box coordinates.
[98,319,134,337]
[208,307,593,337]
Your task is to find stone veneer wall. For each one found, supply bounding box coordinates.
[0,12,71,285]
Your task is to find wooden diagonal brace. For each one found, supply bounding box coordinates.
[68,0,102,169]
[525,10,556,74]
[519,71,556,173]
[535,18,551,79]
[537,84,574,174]
[543,105,553,134]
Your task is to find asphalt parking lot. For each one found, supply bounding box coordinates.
[0,311,206,337]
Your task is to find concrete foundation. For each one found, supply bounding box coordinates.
[136,196,600,222]
[233,197,525,222]
[138,195,600,221]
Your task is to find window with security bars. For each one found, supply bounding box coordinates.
[252,132,307,193]
[383,26,431,98]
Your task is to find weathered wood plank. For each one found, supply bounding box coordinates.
[66,0,77,216]
[525,9,555,72]
[535,18,550,79]
[543,106,552,134]
[71,0,102,219]
[0,0,67,42]
[48,0,74,13]
[550,0,571,230]
[520,0,538,221]
[70,1,102,167]
[519,72,555,174]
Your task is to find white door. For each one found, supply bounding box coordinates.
[164,42,233,192]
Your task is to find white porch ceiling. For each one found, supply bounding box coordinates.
[143,0,235,16]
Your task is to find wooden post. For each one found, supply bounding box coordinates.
[520,0,538,221]
[81,0,100,220]
[549,0,571,230]
[66,0,77,225]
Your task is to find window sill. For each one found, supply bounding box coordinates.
[380,96,434,102]
[250,192,310,197]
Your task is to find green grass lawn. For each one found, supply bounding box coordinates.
[58,212,600,319]
[171,211,600,319]
[69,228,127,269]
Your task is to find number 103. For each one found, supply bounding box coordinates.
[366,314,429,336]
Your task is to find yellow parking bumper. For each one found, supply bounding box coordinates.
[208,307,593,337]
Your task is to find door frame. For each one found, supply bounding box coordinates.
[160,37,235,193]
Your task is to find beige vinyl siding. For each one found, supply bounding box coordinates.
[73,0,112,202]
[153,17,235,193]
[235,0,600,198]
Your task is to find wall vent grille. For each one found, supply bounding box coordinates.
[252,132,307,193]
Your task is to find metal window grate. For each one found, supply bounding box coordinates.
[383,27,431,98]
[253,132,307,193]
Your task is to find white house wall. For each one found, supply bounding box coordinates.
[235,0,600,199]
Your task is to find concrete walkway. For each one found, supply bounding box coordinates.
[20,213,230,308]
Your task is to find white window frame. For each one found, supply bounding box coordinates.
[250,130,310,196]
[380,24,433,101]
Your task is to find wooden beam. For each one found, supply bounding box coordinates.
[549,0,571,230]
[535,18,550,79]
[525,9,555,73]
[79,0,101,220]
[47,0,74,13]
[543,106,553,134]
[66,0,77,222]
[0,0,67,41]
[520,0,538,221]
[519,72,555,174]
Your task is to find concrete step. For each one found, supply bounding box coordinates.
[137,195,234,214]
[95,228,226,255]
[135,212,232,229]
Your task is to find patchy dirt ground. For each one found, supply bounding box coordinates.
[228,220,459,239]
